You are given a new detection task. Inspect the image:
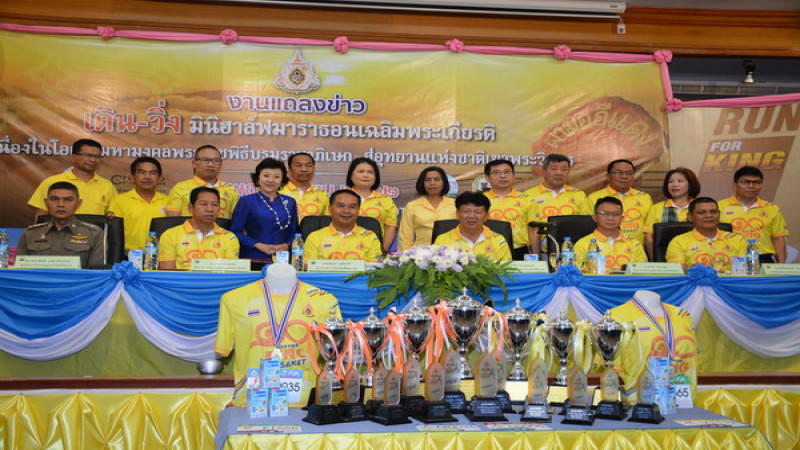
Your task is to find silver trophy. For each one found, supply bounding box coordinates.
[403,304,433,362]
[548,310,574,386]
[313,306,348,390]
[593,312,623,368]
[505,298,532,381]
[448,287,485,379]
[360,307,387,386]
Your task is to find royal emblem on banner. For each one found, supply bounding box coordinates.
[275,49,321,94]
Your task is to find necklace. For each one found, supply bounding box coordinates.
[258,191,292,230]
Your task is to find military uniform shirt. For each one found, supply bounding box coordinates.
[16,217,105,268]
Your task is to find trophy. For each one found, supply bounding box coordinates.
[303,308,347,425]
[629,365,665,424]
[562,366,594,425]
[370,367,412,425]
[465,321,507,422]
[441,348,468,413]
[506,299,532,381]
[449,288,485,379]
[400,304,432,416]
[592,312,626,420]
[548,310,574,388]
[521,355,551,422]
[337,321,368,422]
[360,308,387,387]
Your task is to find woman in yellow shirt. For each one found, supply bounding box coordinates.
[346,157,398,253]
[398,166,457,251]
[644,167,701,259]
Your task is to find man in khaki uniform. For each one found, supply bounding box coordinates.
[17,181,105,269]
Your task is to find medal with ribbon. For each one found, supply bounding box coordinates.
[631,296,674,361]
[263,281,299,359]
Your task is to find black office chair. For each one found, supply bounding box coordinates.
[149,216,233,239]
[429,219,514,251]
[652,221,733,262]
[546,215,596,247]
[37,214,125,265]
[299,215,383,246]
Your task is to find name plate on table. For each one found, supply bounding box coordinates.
[191,259,251,272]
[307,259,365,272]
[509,261,549,273]
[13,255,81,270]
[625,262,684,275]
[760,263,800,276]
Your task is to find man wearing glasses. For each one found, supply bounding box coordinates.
[167,144,239,219]
[27,138,117,222]
[575,196,646,273]
[718,166,789,263]
[586,159,652,245]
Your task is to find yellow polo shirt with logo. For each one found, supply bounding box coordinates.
[158,220,240,270]
[108,190,169,250]
[486,189,532,249]
[167,176,239,219]
[279,181,329,222]
[433,225,512,261]
[216,280,340,407]
[574,230,647,272]
[666,228,747,272]
[609,301,697,402]
[305,224,382,262]
[718,196,789,255]
[586,187,652,244]
[644,199,691,234]
[356,190,398,235]
[525,184,590,221]
[28,169,117,215]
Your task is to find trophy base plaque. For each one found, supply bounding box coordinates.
[595,400,627,421]
[496,389,514,413]
[338,401,367,422]
[562,405,595,425]
[520,401,552,422]
[443,390,468,414]
[370,404,411,425]
[465,396,507,422]
[413,400,458,423]
[400,395,426,416]
[303,404,343,425]
[629,404,665,424]
[365,399,383,415]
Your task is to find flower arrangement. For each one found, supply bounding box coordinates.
[346,245,515,308]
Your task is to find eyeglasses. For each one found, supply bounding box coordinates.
[609,170,634,177]
[489,170,513,176]
[737,179,763,186]
[76,153,103,160]
[196,158,222,164]
[596,211,622,217]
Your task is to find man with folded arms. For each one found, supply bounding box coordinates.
[167,145,239,219]
[159,187,239,270]
[304,189,382,263]
[575,196,646,272]
[17,181,104,269]
[667,197,747,272]
[434,191,511,261]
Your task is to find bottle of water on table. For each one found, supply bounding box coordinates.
[0,229,9,269]
[561,236,575,267]
[144,231,159,271]
[587,238,600,274]
[291,233,304,271]
[745,239,760,275]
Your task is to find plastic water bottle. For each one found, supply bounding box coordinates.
[0,229,9,269]
[745,239,760,275]
[144,231,159,271]
[291,233,304,271]
[561,236,575,266]
[587,238,600,274]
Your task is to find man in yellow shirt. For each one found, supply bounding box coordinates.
[304,190,382,262]
[215,275,340,407]
[28,138,117,222]
[484,159,532,260]
[667,197,748,272]
[279,152,329,222]
[167,145,239,219]
[107,157,169,251]
[159,187,240,270]
[718,166,789,263]
[586,159,652,245]
[575,196,646,272]
[434,191,512,261]
[525,153,590,255]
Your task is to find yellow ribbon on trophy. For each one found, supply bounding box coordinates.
[572,320,594,374]
[527,313,551,370]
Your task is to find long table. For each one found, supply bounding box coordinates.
[0,267,799,377]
